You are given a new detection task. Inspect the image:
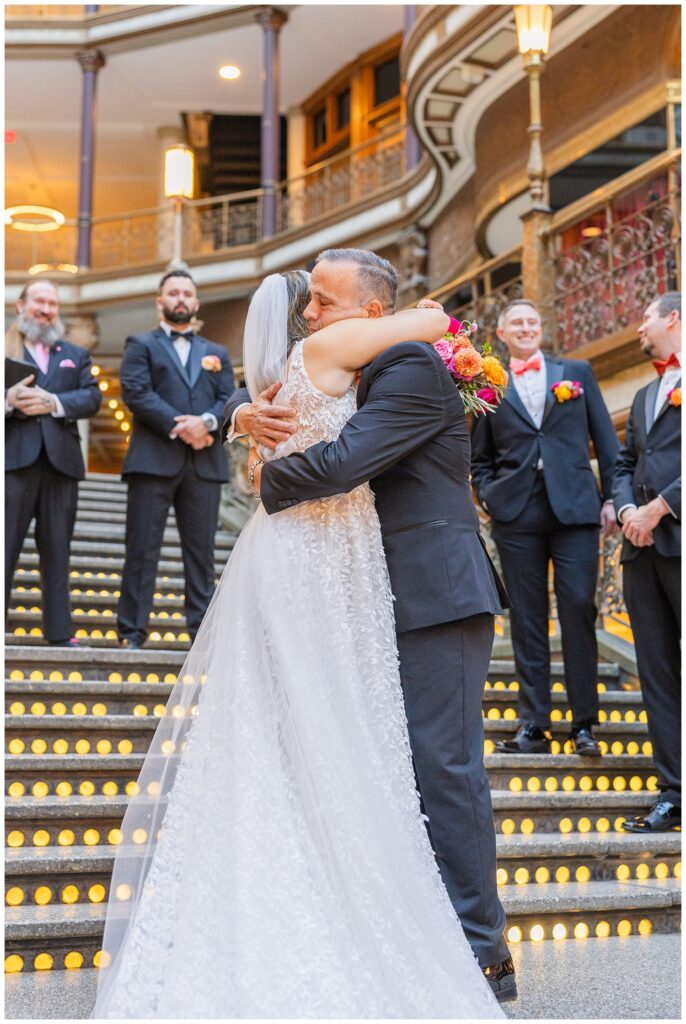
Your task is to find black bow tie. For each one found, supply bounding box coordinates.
[169,330,194,340]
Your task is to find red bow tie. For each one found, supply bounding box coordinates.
[653,352,680,376]
[510,354,542,376]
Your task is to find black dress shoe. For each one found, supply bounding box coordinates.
[622,799,681,833]
[483,957,517,1002]
[569,725,602,757]
[496,723,551,754]
[50,637,88,649]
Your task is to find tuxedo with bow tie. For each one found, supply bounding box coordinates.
[612,364,681,807]
[5,334,102,643]
[117,327,235,646]
[471,355,619,733]
[223,342,511,970]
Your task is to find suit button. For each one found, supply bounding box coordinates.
[646,448,653,455]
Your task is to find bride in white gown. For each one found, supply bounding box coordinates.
[92,272,503,1019]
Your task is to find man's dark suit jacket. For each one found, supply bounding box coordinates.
[5,339,102,480]
[224,342,507,634]
[121,328,234,482]
[470,356,619,525]
[612,374,681,561]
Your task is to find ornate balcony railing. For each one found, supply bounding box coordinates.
[551,150,681,352]
[5,5,120,18]
[276,127,406,232]
[421,247,523,359]
[6,127,408,275]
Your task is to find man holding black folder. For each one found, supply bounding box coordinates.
[5,279,102,646]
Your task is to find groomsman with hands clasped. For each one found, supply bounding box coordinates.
[471,299,620,756]
[613,291,681,833]
[116,269,234,650]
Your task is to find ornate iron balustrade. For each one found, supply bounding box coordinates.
[6,130,409,274]
[275,128,406,233]
[420,247,523,360]
[552,150,681,352]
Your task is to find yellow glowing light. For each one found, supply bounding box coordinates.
[108,829,123,845]
[552,923,567,940]
[507,926,522,943]
[34,886,53,906]
[514,867,530,885]
[79,781,96,797]
[83,829,100,846]
[562,776,576,792]
[97,739,112,754]
[654,862,669,880]
[34,953,54,971]
[520,818,535,834]
[573,922,589,939]
[94,950,111,969]
[595,775,610,792]
[31,782,49,798]
[61,885,80,904]
[118,740,134,755]
[674,862,681,879]
[32,830,50,847]
[116,884,132,901]
[596,817,610,833]
[88,884,107,903]
[530,924,545,941]
[7,831,25,847]
[8,782,25,798]
[616,864,631,881]
[617,919,632,937]
[578,817,591,834]
[6,887,25,906]
[75,740,91,755]
[5,205,65,232]
[555,866,570,883]
[5,955,24,973]
[559,818,573,834]
[527,777,541,793]
[496,869,508,885]
[55,781,73,797]
[579,776,593,792]
[534,866,550,884]
[102,781,118,796]
[30,702,46,715]
[31,739,48,754]
[544,777,558,792]
[8,738,25,755]
[595,920,611,938]
[64,952,84,970]
[52,703,67,717]
[635,863,650,880]
[575,865,591,882]
[501,819,516,835]
[57,830,75,847]
[629,776,643,792]
[219,64,241,79]
[126,781,140,796]
[132,828,148,845]
[613,776,626,791]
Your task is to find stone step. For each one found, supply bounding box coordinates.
[15,552,226,576]
[6,833,680,911]
[5,752,660,799]
[5,646,186,680]
[12,589,185,611]
[8,610,189,632]
[13,570,191,592]
[6,791,660,851]
[5,878,681,972]
[18,537,232,564]
[7,634,193,650]
[25,522,236,549]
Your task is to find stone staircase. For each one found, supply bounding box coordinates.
[5,475,681,977]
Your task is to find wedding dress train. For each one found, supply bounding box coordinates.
[93,340,502,1019]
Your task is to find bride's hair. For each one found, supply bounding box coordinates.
[281,270,310,353]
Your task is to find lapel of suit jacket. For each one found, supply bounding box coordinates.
[540,356,564,426]
[643,377,661,434]
[503,373,538,429]
[155,328,191,388]
[648,374,680,433]
[23,342,59,386]
[187,337,208,390]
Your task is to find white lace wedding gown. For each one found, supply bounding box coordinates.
[93,340,502,1019]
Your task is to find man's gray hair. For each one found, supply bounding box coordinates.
[316,248,398,312]
[497,298,539,329]
[653,291,681,318]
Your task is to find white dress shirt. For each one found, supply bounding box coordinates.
[159,321,218,434]
[510,353,547,429]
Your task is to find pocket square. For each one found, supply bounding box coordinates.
[59,358,76,368]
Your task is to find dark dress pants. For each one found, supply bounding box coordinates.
[397,612,509,968]
[491,476,600,729]
[623,549,681,806]
[117,456,221,644]
[5,449,78,643]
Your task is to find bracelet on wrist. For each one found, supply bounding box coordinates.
[248,459,264,497]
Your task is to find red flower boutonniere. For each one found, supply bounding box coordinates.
[668,386,681,407]
[201,355,222,373]
[551,380,584,403]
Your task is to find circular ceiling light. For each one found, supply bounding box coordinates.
[219,65,241,80]
[28,263,79,276]
[5,205,66,232]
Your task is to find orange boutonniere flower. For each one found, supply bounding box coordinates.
[201,355,222,373]
[668,386,681,407]
[551,380,584,403]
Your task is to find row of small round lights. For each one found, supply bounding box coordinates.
[90,366,133,435]
[5,949,109,973]
[506,918,653,943]
[6,883,107,907]
[6,737,136,757]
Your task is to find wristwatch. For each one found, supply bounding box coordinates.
[201,413,215,432]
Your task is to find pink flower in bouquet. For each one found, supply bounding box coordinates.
[476,386,498,405]
[434,339,454,365]
[449,347,483,381]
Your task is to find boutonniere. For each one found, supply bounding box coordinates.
[668,386,681,407]
[201,355,222,373]
[551,380,584,403]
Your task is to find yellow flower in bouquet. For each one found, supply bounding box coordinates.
[482,355,508,388]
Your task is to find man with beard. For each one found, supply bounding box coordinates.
[613,291,681,833]
[5,279,102,647]
[117,269,234,649]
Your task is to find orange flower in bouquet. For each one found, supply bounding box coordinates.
[432,317,508,414]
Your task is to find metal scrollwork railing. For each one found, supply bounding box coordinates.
[552,150,681,351]
[420,247,524,360]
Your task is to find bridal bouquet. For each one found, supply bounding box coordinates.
[434,317,508,415]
